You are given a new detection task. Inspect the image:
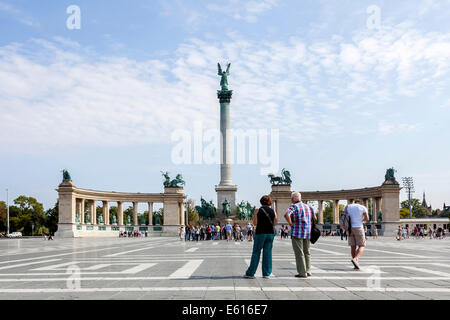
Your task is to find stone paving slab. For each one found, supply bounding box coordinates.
[0,237,449,300]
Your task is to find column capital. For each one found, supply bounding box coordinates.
[217,90,233,103]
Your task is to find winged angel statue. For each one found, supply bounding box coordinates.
[218,63,231,91]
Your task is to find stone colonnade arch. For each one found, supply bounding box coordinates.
[55,180,186,238]
[270,179,401,235]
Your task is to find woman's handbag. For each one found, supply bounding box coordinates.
[310,218,321,244]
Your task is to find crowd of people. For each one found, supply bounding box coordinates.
[179,223,255,241]
[119,230,148,238]
[396,225,446,240]
[179,222,293,242]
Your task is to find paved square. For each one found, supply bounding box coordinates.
[0,236,449,300]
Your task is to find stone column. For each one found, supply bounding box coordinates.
[318,200,324,224]
[80,199,85,224]
[103,201,109,225]
[148,202,153,226]
[363,198,369,210]
[375,197,382,222]
[118,201,123,225]
[76,200,81,222]
[216,89,237,215]
[91,200,96,225]
[180,201,185,226]
[133,202,138,226]
[333,200,340,224]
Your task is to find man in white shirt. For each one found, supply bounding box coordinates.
[346,199,369,270]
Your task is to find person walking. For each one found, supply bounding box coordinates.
[397,226,402,240]
[235,224,241,241]
[284,192,315,278]
[246,223,253,242]
[345,199,369,270]
[185,225,191,241]
[225,222,232,242]
[179,226,185,241]
[195,226,200,241]
[244,195,277,279]
[373,226,378,239]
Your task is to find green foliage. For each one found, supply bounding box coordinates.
[45,201,59,234]
[0,201,6,232]
[9,196,45,236]
[401,198,430,218]
[186,199,199,225]
[323,200,333,223]
[400,207,410,219]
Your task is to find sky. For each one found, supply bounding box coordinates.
[0,0,449,212]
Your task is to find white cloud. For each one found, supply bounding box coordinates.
[0,20,449,153]
[207,0,278,23]
[0,1,39,27]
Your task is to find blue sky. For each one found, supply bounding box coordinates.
[0,0,449,212]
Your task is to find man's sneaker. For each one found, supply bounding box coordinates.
[244,274,255,279]
[263,276,270,279]
[295,274,307,278]
[307,273,312,277]
[351,258,360,270]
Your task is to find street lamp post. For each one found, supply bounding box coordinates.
[402,177,414,219]
[6,189,9,235]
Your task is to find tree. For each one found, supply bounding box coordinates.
[400,207,410,219]
[45,201,59,234]
[0,201,6,232]
[186,199,199,225]
[401,198,429,218]
[10,196,45,236]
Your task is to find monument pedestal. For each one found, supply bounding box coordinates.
[216,185,237,216]
[270,185,292,226]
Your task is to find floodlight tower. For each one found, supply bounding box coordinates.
[402,177,414,219]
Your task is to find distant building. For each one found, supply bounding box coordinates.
[443,203,450,215]
[422,192,432,215]
[434,202,450,217]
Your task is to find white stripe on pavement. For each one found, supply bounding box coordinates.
[0,259,61,271]
[0,286,448,293]
[168,260,203,279]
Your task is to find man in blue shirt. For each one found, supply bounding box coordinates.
[224,223,232,242]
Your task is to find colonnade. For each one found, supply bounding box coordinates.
[271,181,400,228]
[314,197,382,225]
[75,199,161,226]
[56,180,186,237]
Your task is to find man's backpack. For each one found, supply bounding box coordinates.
[339,205,352,234]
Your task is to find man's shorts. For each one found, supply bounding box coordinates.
[348,227,366,247]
